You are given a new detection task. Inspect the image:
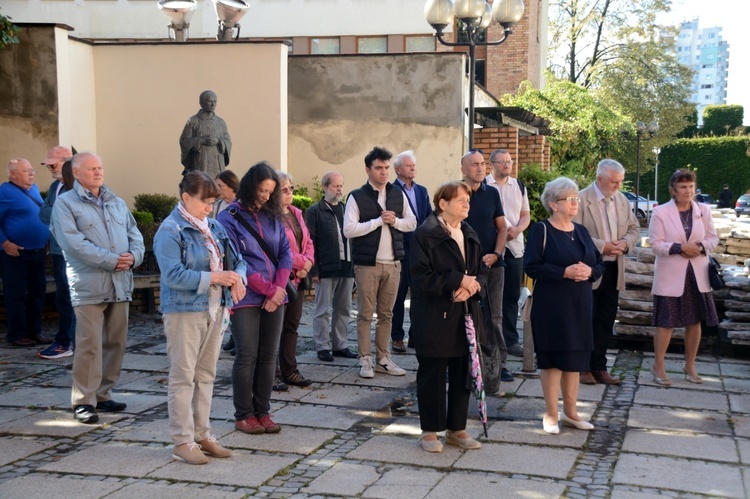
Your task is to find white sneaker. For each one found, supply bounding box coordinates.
[359,355,375,378]
[375,356,406,376]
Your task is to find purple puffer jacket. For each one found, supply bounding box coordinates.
[218,202,292,308]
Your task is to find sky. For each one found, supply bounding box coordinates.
[659,0,750,122]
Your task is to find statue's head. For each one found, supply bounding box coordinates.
[199,90,218,113]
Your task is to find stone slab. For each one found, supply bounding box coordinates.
[641,357,721,377]
[295,363,351,383]
[634,386,729,411]
[299,384,397,410]
[729,393,750,413]
[628,406,732,435]
[107,393,168,414]
[106,481,245,498]
[622,429,738,462]
[636,370,723,391]
[453,442,578,479]
[207,397,285,421]
[723,376,750,394]
[719,360,750,379]
[331,368,416,389]
[0,407,33,425]
[363,467,444,499]
[0,386,71,409]
[39,443,174,477]
[1,409,125,437]
[730,413,750,438]
[425,472,566,499]
[147,449,298,488]
[612,453,745,498]
[221,424,337,454]
[347,434,462,467]
[302,461,380,496]
[736,438,750,464]
[499,397,596,423]
[121,353,171,372]
[117,374,170,393]
[485,419,591,448]
[0,437,57,466]
[0,475,125,499]
[111,418,235,445]
[610,490,671,499]
[39,369,145,389]
[271,402,369,430]
[0,363,58,383]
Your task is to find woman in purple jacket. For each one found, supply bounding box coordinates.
[218,162,292,435]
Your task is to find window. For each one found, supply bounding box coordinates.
[357,37,387,53]
[310,38,340,54]
[405,35,435,52]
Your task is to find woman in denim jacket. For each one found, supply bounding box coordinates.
[154,172,247,465]
[218,162,292,435]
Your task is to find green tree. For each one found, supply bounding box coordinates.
[0,9,20,48]
[702,105,744,136]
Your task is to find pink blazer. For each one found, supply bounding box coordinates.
[648,200,718,297]
[283,205,315,285]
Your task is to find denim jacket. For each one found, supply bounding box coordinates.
[154,206,247,314]
[51,181,145,306]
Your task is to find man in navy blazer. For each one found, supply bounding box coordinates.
[391,150,431,352]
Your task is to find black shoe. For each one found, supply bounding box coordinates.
[317,350,334,361]
[332,348,358,359]
[11,337,36,347]
[283,370,313,387]
[222,335,235,352]
[230,347,236,356]
[96,400,127,412]
[74,405,99,424]
[273,376,289,391]
[507,343,524,357]
[501,368,514,382]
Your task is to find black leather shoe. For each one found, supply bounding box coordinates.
[96,400,127,412]
[11,337,36,347]
[317,350,334,361]
[332,348,358,359]
[501,368,514,382]
[222,335,236,352]
[74,405,99,424]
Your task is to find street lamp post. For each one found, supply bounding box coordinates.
[424,0,525,148]
[622,121,659,224]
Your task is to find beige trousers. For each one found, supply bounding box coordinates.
[163,310,224,445]
[354,262,401,360]
[70,301,129,408]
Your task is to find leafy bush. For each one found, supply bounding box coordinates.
[291,194,313,212]
[134,193,178,223]
[518,163,559,226]
[131,210,156,250]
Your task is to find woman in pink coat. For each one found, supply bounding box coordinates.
[275,171,315,389]
[648,169,718,386]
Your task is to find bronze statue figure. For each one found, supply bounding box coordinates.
[179,90,232,178]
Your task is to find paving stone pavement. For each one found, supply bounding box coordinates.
[0,303,748,498]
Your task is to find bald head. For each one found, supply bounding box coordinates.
[72,153,104,196]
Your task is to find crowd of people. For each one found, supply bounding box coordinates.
[0,143,719,459]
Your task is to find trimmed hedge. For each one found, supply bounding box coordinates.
[703,105,743,136]
[131,210,156,250]
[650,137,750,204]
[134,193,179,223]
[291,194,313,212]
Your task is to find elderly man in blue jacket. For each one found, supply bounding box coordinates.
[52,152,144,424]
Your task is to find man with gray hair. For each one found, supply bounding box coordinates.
[52,152,144,423]
[305,171,358,362]
[391,150,431,352]
[573,159,639,385]
[0,158,51,347]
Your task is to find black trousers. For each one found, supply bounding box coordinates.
[590,261,619,371]
[501,250,523,347]
[416,355,470,432]
[391,257,411,341]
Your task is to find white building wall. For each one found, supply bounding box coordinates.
[1,0,436,40]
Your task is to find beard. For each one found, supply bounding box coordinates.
[324,192,343,204]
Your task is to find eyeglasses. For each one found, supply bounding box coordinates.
[491,160,513,165]
[556,196,579,203]
[281,185,295,194]
[191,196,216,207]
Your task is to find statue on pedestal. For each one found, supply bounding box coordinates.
[179,90,232,178]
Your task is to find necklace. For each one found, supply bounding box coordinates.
[564,230,575,241]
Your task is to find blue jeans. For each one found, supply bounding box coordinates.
[52,254,76,347]
[231,305,285,421]
[391,257,411,341]
[1,250,46,343]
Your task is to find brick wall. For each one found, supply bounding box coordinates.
[474,126,549,174]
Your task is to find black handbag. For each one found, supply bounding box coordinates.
[228,207,298,302]
[708,255,724,290]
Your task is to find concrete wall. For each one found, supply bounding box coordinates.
[2,0,436,40]
[287,53,467,198]
[0,24,61,165]
[1,24,288,206]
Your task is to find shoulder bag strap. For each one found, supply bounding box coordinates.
[228,207,279,268]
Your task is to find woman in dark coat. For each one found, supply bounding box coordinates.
[410,181,486,453]
[524,177,604,435]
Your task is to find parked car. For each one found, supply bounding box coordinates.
[622,192,659,220]
[695,193,716,205]
[735,194,750,216]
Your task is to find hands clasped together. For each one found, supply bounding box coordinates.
[453,275,482,303]
[564,262,593,282]
[210,271,246,305]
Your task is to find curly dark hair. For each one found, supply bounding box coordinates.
[364,146,392,169]
[236,161,282,215]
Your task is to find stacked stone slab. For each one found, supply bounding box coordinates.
[718,265,750,345]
